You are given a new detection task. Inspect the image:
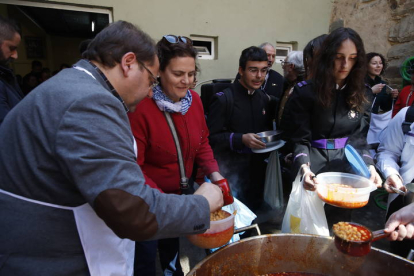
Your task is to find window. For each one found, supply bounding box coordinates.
[190,35,216,60]
[275,43,293,64]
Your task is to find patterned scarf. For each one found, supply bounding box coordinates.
[152,85,192,115]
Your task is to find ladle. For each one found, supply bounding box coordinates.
[390,186,407,196]
[333,222,389,257]
[389,183,414,196]
[406,183,414,193]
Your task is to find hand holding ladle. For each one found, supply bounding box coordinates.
[384,203,414,242]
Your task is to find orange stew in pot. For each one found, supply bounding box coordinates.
[259,273,327,276]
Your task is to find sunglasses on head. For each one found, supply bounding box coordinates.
[162,35,192,45]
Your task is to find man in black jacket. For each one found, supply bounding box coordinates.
[258,42,284,98]
[208,46,277,211]
[0,16,23,126]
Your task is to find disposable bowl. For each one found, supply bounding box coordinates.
[316,172,376,209]
[187,210,234,249]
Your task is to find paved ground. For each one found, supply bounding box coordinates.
[167,189,395,275]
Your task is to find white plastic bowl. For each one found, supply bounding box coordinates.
[316,172,377,209]
[187,210,235,249]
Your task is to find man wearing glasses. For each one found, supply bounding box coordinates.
[235,42,284,98]
[207,46,277,212]
[0,21,223,275]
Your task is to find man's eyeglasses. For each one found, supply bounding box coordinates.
[281,61,291,66]
[137,60,159,89]
[247,67,268,76]
[162,35,193,45]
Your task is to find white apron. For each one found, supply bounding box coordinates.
[367,111,391,144]
[0,188,134,276]
[0,65,140,275]
[367,98,393,145]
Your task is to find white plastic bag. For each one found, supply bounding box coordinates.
[223,197,256,231]
[281,173,329,236]
[263,150,284,210]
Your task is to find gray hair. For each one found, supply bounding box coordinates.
[286,51,305,76]
[258,42,275,50]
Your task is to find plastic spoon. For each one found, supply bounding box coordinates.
[333,222,389,257]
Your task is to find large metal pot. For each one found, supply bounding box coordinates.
[187,234,414,275]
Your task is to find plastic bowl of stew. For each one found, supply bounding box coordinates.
[187,210,234,249]
[316,172,376,209]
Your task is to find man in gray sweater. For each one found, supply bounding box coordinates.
[0,21,222,276]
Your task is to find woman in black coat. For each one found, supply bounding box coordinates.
[365,52,399,151]
[281,28,382,226]
[365,52,398,113]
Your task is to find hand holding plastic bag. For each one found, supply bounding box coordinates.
[281,173,329,236]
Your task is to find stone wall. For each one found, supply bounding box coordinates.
[331,0,414,87]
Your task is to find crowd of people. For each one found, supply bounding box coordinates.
[17,60,69,96]
[0,15,413,275]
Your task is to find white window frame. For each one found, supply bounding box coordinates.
[275,44,293,64]
[190,35,215,60]
[0,0,113,21]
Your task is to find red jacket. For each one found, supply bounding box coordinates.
[128,90,219,194]
[393,85,414,117]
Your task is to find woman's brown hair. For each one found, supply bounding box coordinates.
[311,27,368,112]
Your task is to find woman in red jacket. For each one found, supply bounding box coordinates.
[392,73,414,117]
[128,35,224,276]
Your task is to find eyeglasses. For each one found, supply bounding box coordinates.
[281,61,291,66]
[137,60,159,89]
[247,67,268,76]
[162,35,193,45]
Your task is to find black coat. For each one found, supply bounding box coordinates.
[280,80,374,176]
[0,65,24,126]
[365,75,394,114]
[207,80,276,209]
[262,69,284,98]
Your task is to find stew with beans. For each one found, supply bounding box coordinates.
[333,222,371,242]
[259,273,327,276]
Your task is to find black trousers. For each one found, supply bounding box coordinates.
[134,238,184,276]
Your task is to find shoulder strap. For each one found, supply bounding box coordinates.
[402,105,414,134]
[163,112,189,191]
